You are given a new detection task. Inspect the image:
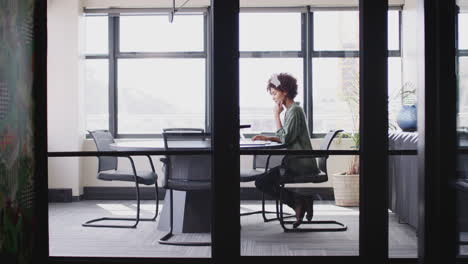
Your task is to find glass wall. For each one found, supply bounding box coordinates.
[239,8,361,256]
[48,2,414,260]
[238,6,411,257]
[48,8,212,258]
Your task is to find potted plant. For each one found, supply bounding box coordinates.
[396,82,417,132]
[388,81,417,131]
[332,73,417,206]
[332,59,360,206]
[333,132,360,207]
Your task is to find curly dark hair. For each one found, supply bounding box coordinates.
[266,73,298,100]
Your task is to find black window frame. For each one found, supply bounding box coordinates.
[84,9,209,138]
[308,7,402,136]
[83,6,402,139]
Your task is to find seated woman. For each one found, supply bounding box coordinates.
[252,73,319,228]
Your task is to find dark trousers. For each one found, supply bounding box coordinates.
[255,166,296,209]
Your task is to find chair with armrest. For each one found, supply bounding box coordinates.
[160,128,205,164]
[85,130,159,228]
[275,129,347,232]
[158,132,212,246]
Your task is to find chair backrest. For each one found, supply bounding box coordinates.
[88,130,118,172]
[317,129,343,173]
[254,155,283,170]
[162,128,204,133]
[252,132,283,170]
[162,132,211,188]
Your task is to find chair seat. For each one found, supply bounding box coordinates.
[240,168,265,182]
[98,170,157,185]
[166,179,211,191]
[280,172,328,184]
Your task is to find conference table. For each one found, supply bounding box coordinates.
[110,138,284,233]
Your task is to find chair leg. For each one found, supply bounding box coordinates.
[140,181,159,221]
[277,186,348,233]
[239,193,294,222]
[240,192,277,217]
[82,182,159,228]
[159,189,211,246]
[261,193,295,222]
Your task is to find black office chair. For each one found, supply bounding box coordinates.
[158,132,212,246]
[275,129,348,232]
[240,151,294,222]
[84,130,159,228]
[160,128,205,164]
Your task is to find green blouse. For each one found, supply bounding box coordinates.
[275,102,320,175]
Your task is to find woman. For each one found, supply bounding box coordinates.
[253,73,319,228]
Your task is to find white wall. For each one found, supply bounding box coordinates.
[47,0,85,196]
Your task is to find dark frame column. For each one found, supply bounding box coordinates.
[359,0,389,263]
[419,0,457,263]
[34,0,49,262]
[210,0,240,262]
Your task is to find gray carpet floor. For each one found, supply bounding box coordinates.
[48,200,417,258]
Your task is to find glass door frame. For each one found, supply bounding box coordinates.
[33,0,461,263]
[420,0,458,263]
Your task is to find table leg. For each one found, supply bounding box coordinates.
[157,190,211,233]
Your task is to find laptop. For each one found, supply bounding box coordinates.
[239,138,270,146]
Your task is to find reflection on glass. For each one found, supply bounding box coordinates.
[117,58,205,134]
[240,13,301,51]
[240,58,303,133]
[85,59,109,131]
[85,16,108,54]
[119,15,204,52]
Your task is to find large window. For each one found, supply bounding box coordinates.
[117,58,205,134]
[311,10,401,133]
[84,13,206,136]
[84,9,401,137]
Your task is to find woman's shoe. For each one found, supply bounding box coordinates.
[292,199,306,228]
[304,198,314,222]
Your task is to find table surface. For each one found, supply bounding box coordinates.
[110,139,284,151]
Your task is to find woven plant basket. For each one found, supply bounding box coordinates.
[332,173,359,207]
